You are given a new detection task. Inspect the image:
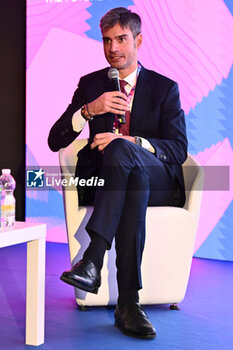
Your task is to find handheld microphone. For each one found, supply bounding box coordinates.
[107,68,126,124]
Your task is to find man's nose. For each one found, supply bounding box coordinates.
[110,40,118,52]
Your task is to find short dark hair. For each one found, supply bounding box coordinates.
[100,7,141,39]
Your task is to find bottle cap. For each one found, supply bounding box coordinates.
[2,169,11,174]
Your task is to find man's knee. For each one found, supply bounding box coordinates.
[103,138,133,166]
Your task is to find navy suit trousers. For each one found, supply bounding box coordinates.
[83,138,185,292]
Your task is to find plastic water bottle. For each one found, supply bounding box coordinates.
[0,169,16,229]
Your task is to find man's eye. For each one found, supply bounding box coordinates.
[103,38,110,44]
[118,37,125,43]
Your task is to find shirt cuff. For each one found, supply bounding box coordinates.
[72,109,87,132]
[140,137,155,154]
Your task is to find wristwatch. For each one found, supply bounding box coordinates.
[135,136,142,146]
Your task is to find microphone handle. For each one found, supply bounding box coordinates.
[112,78,126,124]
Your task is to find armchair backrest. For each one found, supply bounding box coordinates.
[182,155,204,216]
[59,138,88,175]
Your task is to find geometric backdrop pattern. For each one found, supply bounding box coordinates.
[26,0,233,261]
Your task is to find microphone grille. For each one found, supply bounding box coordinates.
[108,67,119,80]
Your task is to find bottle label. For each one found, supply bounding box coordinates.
[2,204,15,212]
[1,204,15,228]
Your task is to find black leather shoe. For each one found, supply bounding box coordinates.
[114,302,156,339]
[60,259,101,294]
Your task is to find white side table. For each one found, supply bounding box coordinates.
[0,221,46,346]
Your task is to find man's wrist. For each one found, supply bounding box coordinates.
[81,104,93,121]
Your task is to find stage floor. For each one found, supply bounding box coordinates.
[1,241,233,350]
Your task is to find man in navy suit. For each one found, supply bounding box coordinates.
[48,7,187,339]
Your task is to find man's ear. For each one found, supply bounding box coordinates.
[136,33,143,49]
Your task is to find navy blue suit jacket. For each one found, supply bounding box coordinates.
[48,65,188,191]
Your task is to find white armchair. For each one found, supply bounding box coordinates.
[59,138,204,307]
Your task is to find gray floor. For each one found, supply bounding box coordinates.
[1,242,233,350]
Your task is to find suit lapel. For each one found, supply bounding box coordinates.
[129,66,151,134]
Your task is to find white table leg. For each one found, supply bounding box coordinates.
[26,238,46,346]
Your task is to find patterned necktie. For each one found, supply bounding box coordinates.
[119,80,130,136]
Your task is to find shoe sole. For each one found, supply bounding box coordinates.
[60,275,100,294]
[115,321,156,339]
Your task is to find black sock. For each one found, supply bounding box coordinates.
[83,232,109,271]
[117,290,139,307]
